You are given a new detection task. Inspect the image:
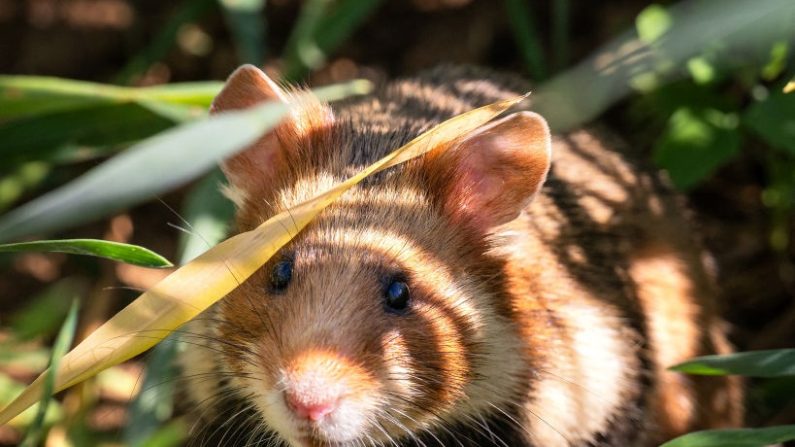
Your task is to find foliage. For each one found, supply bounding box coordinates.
[0,240,172,268]
[0,0,794,445]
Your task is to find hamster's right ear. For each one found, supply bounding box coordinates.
[427,111,552,234]
[210,65,332,200]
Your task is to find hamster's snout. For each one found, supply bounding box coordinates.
[284,391,338,422]
[281,352,347,423]
[273,349,375,444]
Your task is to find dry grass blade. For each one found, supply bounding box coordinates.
[0,93,527,426]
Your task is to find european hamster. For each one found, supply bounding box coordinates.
[177,65,742,447]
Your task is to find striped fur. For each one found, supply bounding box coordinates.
[177,66,742,447]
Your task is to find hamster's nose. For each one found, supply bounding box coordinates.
[284,391,338,422]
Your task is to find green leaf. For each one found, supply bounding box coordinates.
[0,374,61,430]
[534,0,795,131]
[0,239,173,268]
[0,76,118,120]
[282,0,384,80]
[20,300,79,447]
[130,419,190,447]
[745,91,795,153]
[10,280,85,341]
[0,162,50,212]
[661,425,795,447]
[0,78,221,164]
[0,103,175,165]
[0,75,220,121]
[687,56,717,84]
[0,79,371,243]
[219,0,266,65]
[761,41,789,80]
[505,0,547,80]
[654,107,741,189]
[123,338,180,447]
[130,418,187,447]
[670,349,795,377]
[636,4,672,44]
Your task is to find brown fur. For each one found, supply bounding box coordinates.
[177,65,742,447]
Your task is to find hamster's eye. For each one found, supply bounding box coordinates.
[385,280,410,313]
[270,260,293,292]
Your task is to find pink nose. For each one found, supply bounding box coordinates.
[284,392,337,422]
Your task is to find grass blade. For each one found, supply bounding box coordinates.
[0,75,220,121]
[551,0,570,72]
[19,299,79,447]
[0,239,173,268]
[114,0,217,85]
[670,349,795,377]
[661,425,795,447]
[219,0,267,65]
[282,0,384,81]
[0,78,223,165]
[0,103,176,165]
[504,0,547,80]
[0,93,526,426]
[0,79,371,243]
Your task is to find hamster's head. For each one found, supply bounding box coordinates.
[205,65,551,447]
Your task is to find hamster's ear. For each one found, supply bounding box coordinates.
[431,111,552,232]
[210,64,289,113]
[210,64,332,200]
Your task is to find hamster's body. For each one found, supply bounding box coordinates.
[178,66,741,447]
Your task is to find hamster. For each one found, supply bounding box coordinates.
[177,65,742,447]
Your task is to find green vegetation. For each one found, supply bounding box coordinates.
[0,0,793,445]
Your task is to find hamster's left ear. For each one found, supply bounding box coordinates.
[428,111,552,233]
[210,64,333,201]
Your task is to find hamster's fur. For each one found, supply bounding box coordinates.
[177,65,742,447]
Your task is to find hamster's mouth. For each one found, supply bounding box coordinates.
[291,432,351,447]
[293,433,324,447]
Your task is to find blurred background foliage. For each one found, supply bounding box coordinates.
[0,0,794,445]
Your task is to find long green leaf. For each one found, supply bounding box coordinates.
[0,78,224,165]
[533,0,795,131]
[0,75,220,121]
[0,79,371,243]
[0,103,176,165]
[0,239,172,268]
[670,349,795,377]
[19,300,79,447]
[504,0,547,80]
[219,0,267,65]
[282,0,384,80]
[661,425,795,447]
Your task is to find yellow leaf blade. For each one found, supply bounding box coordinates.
[0,93,526,426]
